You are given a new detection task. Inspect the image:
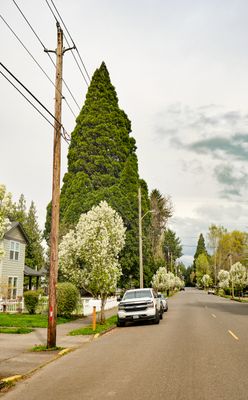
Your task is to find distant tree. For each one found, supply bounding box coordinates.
[149,189,173,261]
[229,262,247,298]
[217,231,248,270]
[193,233,208,275]
[45,62,151,286]
[201,274,213,289]
[218,269,230,290]
[196,253,210,285]
[163,229,183,272]
[59,201,126,323]
[11,194,26,225]
[24,201,44,269]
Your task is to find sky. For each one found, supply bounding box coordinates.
[1,0,248,266]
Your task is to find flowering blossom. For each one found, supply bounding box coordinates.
[59,201,126,321]
[229,262,247,290]
[151,268,184,292]
[201,274,213,289]
[218,269,230,289]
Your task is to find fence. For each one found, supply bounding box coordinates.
[0,296,118,315]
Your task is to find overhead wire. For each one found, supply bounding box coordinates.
[46,0,91,86]
[0,62,70,143]
[11,0,81,112]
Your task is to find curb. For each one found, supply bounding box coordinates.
[0,375,23,391]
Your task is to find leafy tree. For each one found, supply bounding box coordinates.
[193,233,208,273]
[11,194,26,225]
[217,231,248,270]
[57,282,79,317]
[163,229,183,272]
[45,62,150,285]
[201,274,213,289]
[196,253,210,285]
[59,201,126,323]
[149,189,173,261]
[218,269,230,290]
[229,262,247,298]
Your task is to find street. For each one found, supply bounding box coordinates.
[2,288,248,400]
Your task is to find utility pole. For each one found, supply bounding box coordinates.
[46,23,74,348]
[138,187,143,289]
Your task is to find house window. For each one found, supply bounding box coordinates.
[8,277,18,299]
[10,241,20,261]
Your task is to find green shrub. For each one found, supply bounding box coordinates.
[57,282,79,317]
[24,291,40,314]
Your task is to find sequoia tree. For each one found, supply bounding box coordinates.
[45,62,151,285]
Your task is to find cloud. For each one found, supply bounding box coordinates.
[213,164,248,197]
[188,134,248,161]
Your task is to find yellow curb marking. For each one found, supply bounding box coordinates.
[228,330,239,341]
[211,314,217,318]
[58,348,71,356]
[2,375,22,383]
[94,333,100,339]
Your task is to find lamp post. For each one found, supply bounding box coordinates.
[138,187,156,288]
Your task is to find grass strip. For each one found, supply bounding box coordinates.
[69,315,117,336]
[0,314,77,328]
[31,345,64,352]
[0,327,33,334]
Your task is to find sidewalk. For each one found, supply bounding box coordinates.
[0,308,117,382]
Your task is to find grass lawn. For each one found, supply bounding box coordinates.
[0,313,76,328]
[69,315,117,336]
[0,327,33,334]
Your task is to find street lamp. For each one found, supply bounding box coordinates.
[138,187,156,288]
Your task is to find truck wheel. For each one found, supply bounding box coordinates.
[154,310,160,324]
[117,318,125,327]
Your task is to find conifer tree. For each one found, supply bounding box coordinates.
[25,201,44,269]
[45,62,151,285]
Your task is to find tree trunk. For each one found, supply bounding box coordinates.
[100,296,107,324]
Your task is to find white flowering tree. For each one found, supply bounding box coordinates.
[0,185,12,260]
[59,201,126,323]
[218,270,230,290]
[201,274,213,289]
[151,269,181,295]
[229,262,247,299]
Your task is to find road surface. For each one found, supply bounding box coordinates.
[2,288,248,400]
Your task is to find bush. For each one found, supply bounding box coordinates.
[57,282,79,317]
[24,290,39,314]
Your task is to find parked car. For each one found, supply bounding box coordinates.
[157,292,168,312]
[117,288,163,327]
[208,288,215,295]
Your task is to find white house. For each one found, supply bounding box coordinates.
[0,222,28,301]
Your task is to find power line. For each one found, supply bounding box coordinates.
[11,0,81,112]
[0,62,70,143]
[0,14,76,119]
[46,0,91,86]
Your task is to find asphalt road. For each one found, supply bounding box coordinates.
[2,288,248,400]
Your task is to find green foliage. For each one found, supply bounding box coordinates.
[193,233,208,272]
[10,195,44,269]
[195,253,210,284]
[24,290,39,314]
[69,315,117,336]
[0,327,33,334]
[45,62,151,285]
[57,282,79,317]
[163,229,183,271]
[0,313,75,328]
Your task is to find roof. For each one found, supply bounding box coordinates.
[4,221,29,244]
[24,265,47,277]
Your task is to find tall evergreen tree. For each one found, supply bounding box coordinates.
[163,229,183,272]
[45,62,151,285]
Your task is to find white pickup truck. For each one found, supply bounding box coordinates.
[117,288,163,327]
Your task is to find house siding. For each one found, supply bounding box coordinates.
[0,227,26,299]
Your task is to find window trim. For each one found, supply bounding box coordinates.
[7,276,18,299]
[9,241,20,261]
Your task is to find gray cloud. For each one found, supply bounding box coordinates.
[188,134,248,161]
[214,164,248,197]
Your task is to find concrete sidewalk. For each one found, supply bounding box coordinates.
[0,308,117,382]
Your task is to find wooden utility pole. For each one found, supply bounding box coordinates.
[46,22,63,348]
[138,187,143,289]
